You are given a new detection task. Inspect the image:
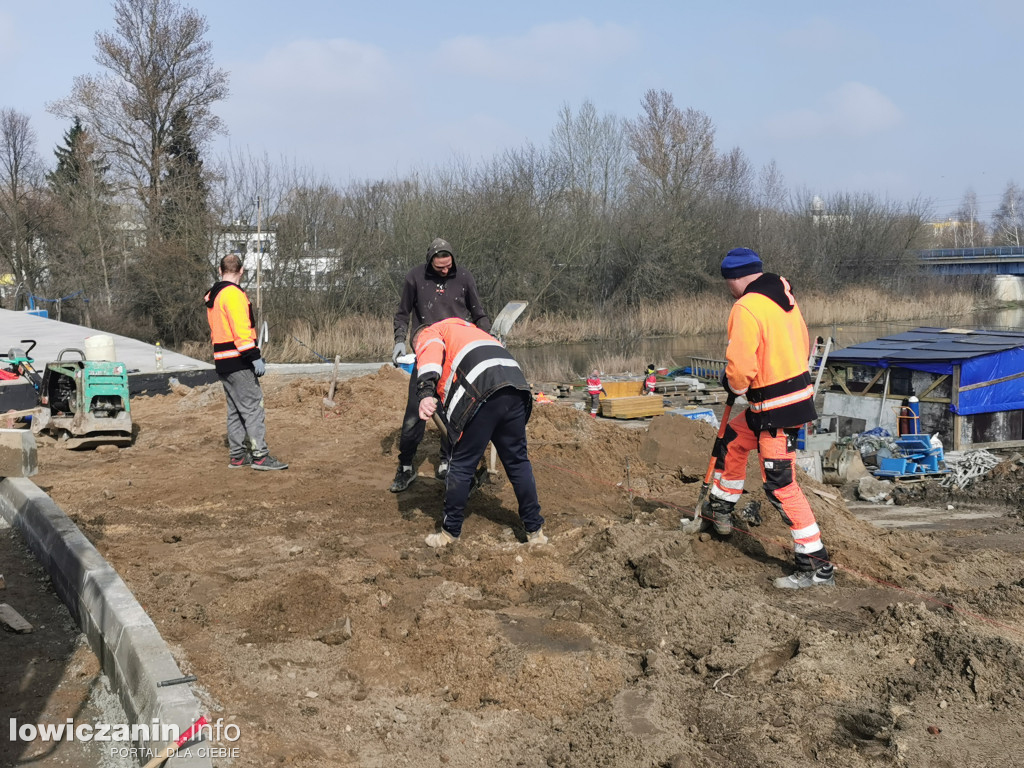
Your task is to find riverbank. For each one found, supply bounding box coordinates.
[190,287,988,368]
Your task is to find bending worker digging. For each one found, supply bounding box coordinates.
[706,248,835,589]
[412,317,547,548]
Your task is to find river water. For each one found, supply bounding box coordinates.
[513,306,1024,378]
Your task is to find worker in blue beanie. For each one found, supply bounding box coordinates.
[706,247,836,589]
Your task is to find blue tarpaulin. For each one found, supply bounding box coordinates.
[828,327,1024,416]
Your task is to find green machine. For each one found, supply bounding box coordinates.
[33,348,133,449]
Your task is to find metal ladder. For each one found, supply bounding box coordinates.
[808,336,832,396]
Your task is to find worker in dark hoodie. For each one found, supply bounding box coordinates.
[389,238,491,492]
[204,254,288,471]
[704,248,834,589]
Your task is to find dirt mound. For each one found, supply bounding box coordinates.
[31,372,1024,767]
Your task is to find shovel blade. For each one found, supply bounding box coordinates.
[491,301,528,339]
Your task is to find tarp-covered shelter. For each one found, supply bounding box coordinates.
[823,327,1024,450]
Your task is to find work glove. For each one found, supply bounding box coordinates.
[392,342,406,365]
[253,358,266,377]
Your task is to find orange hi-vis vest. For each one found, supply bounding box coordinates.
[414,318,531,440]
[724,273,815,431]
[204,281,261,374]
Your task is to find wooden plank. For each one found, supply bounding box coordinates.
[603,381,642,398]
[600,396,664,419]
[0,603,33,633]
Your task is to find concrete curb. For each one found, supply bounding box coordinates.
[0,478,212,767]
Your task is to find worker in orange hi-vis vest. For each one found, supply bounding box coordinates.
[413,318,546,549]
[707,247,835,590]
[204,254,288,471]
[585,369,606,417]
[643,364,657,396]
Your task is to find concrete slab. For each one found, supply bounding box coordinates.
[0,308,217,410]
[0,308,209,375]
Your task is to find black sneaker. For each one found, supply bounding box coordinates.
[252,454,289,471]
[389,465,416,493]
[228,452,253,469]
[435,460,450,480]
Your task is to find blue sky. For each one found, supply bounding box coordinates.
[1,0,1021,221]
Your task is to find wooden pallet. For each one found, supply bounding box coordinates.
[600,395,664,419]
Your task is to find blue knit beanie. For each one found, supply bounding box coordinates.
[721,248,763,279]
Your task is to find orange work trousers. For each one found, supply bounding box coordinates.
[709,409,825,559]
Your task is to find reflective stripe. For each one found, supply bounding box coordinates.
[749,385,814,413]
[717,477,745,491]
[444,338,503,398]
[214,350,241,360]
[790,523,821,553]
[236,341,256,352]
[446,359,521,421]
[711,480,742,503]
[794,538,824,554]
[418,362,443,377]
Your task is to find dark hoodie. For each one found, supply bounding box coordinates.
[393,239,491,345]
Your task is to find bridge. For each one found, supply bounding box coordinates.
[918,246,1024,275]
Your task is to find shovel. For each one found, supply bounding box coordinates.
[682,393,736,532]
[323,355,341,408]
[490,300,528,343]
[430,410,488,491]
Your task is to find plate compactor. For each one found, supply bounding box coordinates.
[2,342,133,449]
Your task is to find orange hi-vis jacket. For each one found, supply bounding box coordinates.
[586,376,603,394]
[414,318,531,440]
[724,273,815,431]
[204,281,262,374]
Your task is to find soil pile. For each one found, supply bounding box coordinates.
[31,369,1024,767]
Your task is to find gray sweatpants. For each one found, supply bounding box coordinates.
[220,368,268,457]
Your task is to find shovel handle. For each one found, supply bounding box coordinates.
[692,393,736,522]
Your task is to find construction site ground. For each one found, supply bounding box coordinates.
[17,366,1024,767]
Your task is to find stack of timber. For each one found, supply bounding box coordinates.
[600,395,664,419]
[602,380,643,398]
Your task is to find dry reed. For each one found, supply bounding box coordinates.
[256,287,983,363]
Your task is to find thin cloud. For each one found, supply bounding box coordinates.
[777,17,866,54]
[436,19,637,82]
[0,12,18,64]
[764,82,902,139]
[238,37,396,96]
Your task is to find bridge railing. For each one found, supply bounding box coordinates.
[919,246,1024,260]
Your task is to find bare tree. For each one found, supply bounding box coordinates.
[992,182,1024,247]
[0,108,47,303]
[49,0,229,236]
[625,90,718,203]
[949,189,987,248]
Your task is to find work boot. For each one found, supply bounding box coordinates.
[526,528,549,546]
[228,451,253,469]
[435,460,450,480]
[252,453,288,471]
[774,565,835,589]
[389,465,416,492]
[708,497,735,536]
[425,529,457,548]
